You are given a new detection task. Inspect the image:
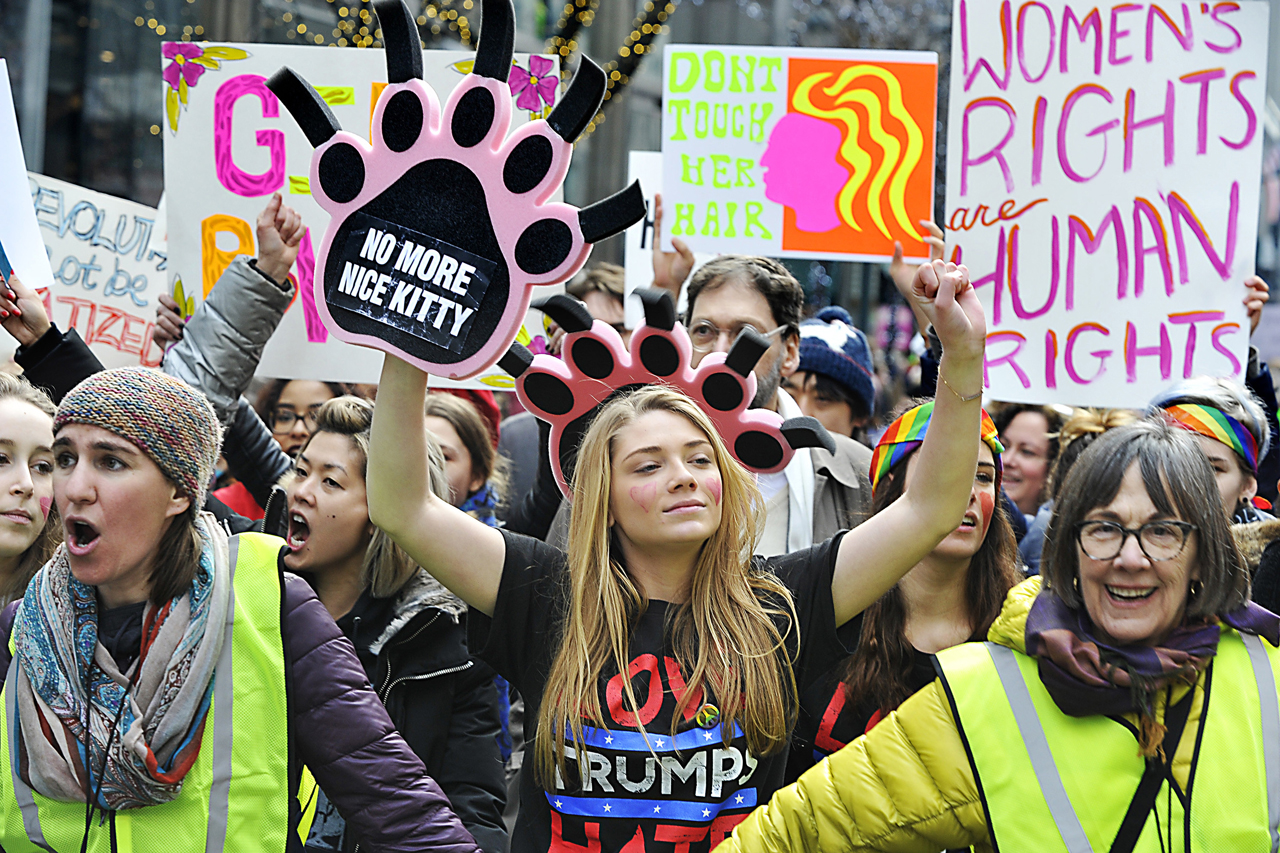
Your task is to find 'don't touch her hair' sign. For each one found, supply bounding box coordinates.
[659,45,938,263]
[947,0,1270,408]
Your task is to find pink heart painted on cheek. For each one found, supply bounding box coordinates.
[629,483,657,513]
[705,477,722,506]
[39,497,51,519]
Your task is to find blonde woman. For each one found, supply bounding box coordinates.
[368,261,985,853]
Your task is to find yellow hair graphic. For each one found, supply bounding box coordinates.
[792,65,924,241]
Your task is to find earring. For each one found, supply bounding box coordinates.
[1072,575,1080,594]
[1189,579,1203,600]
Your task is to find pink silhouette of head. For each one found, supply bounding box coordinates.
[760,113,850,233]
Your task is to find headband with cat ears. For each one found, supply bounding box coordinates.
[264,0,645,380]
[499,288,835,499]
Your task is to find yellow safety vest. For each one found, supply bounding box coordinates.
[936,631,1280,852]
[0,533,296,852]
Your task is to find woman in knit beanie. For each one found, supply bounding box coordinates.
[0,367,481,852]
[782,306,877,443]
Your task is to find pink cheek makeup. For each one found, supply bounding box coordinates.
[705,476,722,506]
[629,483,657,513]
[978,491,995,531]
[39,497,52,520]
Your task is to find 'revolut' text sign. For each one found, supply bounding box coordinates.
[946,0,1270,407]
[329,213,494,355]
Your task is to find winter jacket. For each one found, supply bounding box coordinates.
[224,396,294,511]
[162,256,295,425]
[1238,518,1280,614]
[719,576,1276,853]
[0,546,480,853]
[312,570,508,853]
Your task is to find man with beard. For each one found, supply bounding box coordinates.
[681,257,873,556]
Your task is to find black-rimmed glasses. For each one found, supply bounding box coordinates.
[1075,519,1196,562]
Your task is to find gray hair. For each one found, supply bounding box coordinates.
[1148,376,1271,465]
[1043,419,1249,619]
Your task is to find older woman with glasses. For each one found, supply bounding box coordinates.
[720,418,1280,853]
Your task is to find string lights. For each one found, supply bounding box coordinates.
[546,0,598,78]
[582,0,678,137]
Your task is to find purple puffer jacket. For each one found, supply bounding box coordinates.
[0,571,481,853]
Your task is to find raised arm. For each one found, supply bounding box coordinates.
[367,355,505,615]
[830,260,986,625]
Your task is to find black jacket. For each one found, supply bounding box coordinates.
[315,571,509,853]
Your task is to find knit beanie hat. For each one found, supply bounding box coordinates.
[54,368,222,509]
[797,307,876,416]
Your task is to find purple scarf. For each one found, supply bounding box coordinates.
[1025,589,1280,724]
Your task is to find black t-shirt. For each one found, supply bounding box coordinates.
[469,529,848,853]
[786,617,983,783]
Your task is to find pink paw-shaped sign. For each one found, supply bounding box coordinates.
[499,289,837,499]
[267,0,644,379]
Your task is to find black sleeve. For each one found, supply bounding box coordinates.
[1254,540,1280,615]
[466,530,567,697]
[1247,349,1280,505]
[765,531,850,694]
[222,398,294,508]
[433,661,510,853]
[502,418,563,541]
[14,325,104,403]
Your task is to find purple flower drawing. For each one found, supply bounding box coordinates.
[162,43,248,133]
[508,56,558,112]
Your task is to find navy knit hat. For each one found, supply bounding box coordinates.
[797,307,875,415]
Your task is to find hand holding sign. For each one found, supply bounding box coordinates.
[267,0,645,380]
[0,273,52,350]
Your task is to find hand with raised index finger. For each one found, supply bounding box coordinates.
[266,0,646,380]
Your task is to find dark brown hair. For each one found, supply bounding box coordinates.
[423,392,507,502]
[839,451,1021,713]
[254,378,352,421]
[684,256,803,343]
[147,504,202,606]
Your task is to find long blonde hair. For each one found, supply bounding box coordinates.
[0,374,58,603]
[535,385,798,786]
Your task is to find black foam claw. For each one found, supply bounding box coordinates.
[635,287,676,331]
[267,68,341,147]
[374,0,424,82]
[531,294,594,333]
[547,57,606,143]
[473,0,516,81]
[725,328,770,377]
[499,342,534,378]
[579,180,645,244]
[781,416,837,455]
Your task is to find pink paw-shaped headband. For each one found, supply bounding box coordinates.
[499,289,836,499]
[266,0,645,379]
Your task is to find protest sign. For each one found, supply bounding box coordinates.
[0,61,55,297]
[623,151,714,329]
[162,43,558,387]
[23,173,167,368]
[946,0,1270,407]
[660,45,937,263]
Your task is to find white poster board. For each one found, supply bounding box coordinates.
[0,61,56,295]
[26,174,167,368]
[162,43,559,388]
[623,151,715,328]
[660,45,938,263]
[946,0,1270,406]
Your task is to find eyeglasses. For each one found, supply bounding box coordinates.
[270,408,321,433]
[687,320,786,352]
[1075,519,1197,562]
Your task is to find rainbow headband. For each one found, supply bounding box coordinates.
[1163,403,1259,473]
[869,401,1004,491]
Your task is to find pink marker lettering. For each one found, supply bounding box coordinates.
[291,228,328,343]
[213,75,286,197]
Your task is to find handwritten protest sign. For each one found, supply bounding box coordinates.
[660,45,937,263]
[23,174,167,368]
[162,43,557,387]
[945,0,1270,407]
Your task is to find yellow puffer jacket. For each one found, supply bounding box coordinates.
[720,576,1206,853]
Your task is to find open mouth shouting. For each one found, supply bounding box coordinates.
[65,517,102,556]
[288,513,311,552]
